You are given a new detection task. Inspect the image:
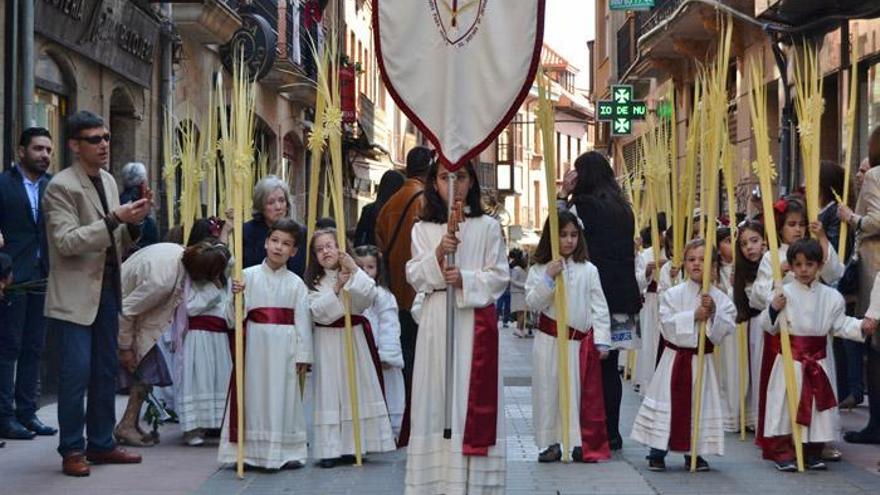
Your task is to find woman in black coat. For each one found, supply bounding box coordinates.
[558,151,642,450]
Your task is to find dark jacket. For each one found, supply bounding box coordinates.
[354,202,379,247]
[242,217,306,277]
[570,193,642,315]
[0,166,50,283]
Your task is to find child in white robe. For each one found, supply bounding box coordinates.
[749,197,844,462]
[354,245,406,439]
[758,238,875,471]
[714,227,745,433]
[634,228,671,393]
[526,210,612,463]
[405,161,509,495]
[631,239,736,472]
[218,219,312,470]
[179,241,234,446]
[729,221,766,435]
[307,229,395,467]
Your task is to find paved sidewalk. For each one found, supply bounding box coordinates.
[0,323,877,494]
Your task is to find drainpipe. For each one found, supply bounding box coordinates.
[159,3,174,231]
[20,0,34,128]
[770,36,793,195]
[4,0,19,168]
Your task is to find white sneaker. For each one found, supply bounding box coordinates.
[184,430,205,446]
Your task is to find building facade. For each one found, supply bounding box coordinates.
[595,0,880,216]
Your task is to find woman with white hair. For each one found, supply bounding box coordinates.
[242,175,306,276]
[119,162,159,254]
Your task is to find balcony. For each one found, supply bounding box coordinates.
[172,0,242,45]
[617,0,754,81]
[176,1,322,102]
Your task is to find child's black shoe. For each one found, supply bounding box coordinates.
[774,460,797,472]
[806,457,827,471]
[647,457,666,471]
[684,455,710,472]
[538,443,561,463]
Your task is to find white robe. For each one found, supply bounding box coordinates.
[749,244,843,425]
[630,280,736,455]
[525,259,611,449]
[179,281,233,433]
[757,280,863,442]
[715,260,753,431]
[405,215,509,495]
[635,248,664,391]
[364,286,407,437]
[218,262,313,469]
[310,267,396,459]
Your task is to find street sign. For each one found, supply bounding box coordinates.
[610,0,655,10]
[597,85,647,136]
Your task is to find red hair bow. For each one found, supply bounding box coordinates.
[773,197,788,215]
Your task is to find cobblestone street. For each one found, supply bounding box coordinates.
[1,324,878,494]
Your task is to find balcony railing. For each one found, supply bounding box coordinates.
[617,16,634,80]
[634,0,684,39]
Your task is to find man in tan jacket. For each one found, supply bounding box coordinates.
[43,111,150,476]
[374,145,432,445]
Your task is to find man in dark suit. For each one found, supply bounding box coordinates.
[0,127,57,440]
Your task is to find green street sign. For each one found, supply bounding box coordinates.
[597,85,647,136]
[610,0,655,10]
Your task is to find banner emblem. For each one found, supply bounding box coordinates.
[429,0,488,47]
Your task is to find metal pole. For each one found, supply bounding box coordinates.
[770,37,792,195]
[20,0,34,128]
[444,172,456,439]
[3,0,19,169]
[159,4,174,232]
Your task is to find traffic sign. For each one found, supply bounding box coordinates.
[597,85,647,136]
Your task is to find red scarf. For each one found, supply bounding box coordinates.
[537,314,610,462]
[321,314,386,398]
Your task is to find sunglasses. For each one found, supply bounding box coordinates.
[76,133,111,145]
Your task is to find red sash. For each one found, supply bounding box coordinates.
[462,305,499,456]
[321,315,386,398]
[755,332,796,459]
[187,315,231,333]
[783,335,836,427]
[228,307,295,443]
[666,340,715,452]
[537,314,610,462]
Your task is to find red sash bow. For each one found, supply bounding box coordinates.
[783,335,836,427]
[537,314,610,462]
[228,307,295,443]
[666,340,715,452]
[461,305,500,456]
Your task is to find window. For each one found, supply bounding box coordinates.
[497,127,511,163]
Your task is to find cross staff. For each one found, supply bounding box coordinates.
[443,189,462,439]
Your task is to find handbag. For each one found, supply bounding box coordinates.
[837,233,861,296]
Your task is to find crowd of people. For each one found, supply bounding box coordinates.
[0,110,879,494]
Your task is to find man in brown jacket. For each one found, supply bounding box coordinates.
[375,146,433,444]
[43,111,150,476]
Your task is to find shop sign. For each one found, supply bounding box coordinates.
[219,14,278,81]
[36,0,159,88]
[610,0,654,10]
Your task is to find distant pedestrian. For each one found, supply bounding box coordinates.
[354,169,405,247]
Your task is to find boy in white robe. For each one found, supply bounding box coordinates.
[218,220,312,470]
[758,238,876,471]
[307,229,395,467]
[631,239,736,472]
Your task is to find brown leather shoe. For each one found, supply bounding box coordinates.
[86,447,142,464]
[62,452,90,477]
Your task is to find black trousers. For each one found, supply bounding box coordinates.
[397,309,418,445]
[602,349,623,447]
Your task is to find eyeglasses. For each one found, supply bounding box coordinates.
[76,133,111,145]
